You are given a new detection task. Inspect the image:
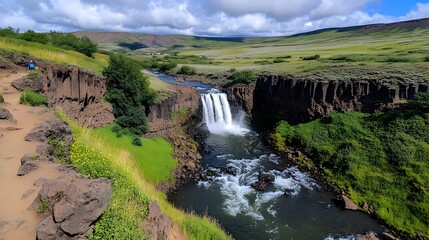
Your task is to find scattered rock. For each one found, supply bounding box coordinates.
[33,175,112,238]
[185,161,196,171]
[0,108,15,123]
[357,231,379,240]
[382,232,400,240]
[251,181,269,191]
[362,202,375,215]
[251,172,276,191]
[17,161,39,176]
[220,166,236,176]
[341,193,359,210]
[11,76,44,92]
[142,201,188,240]
[187,123,210,139]
[22,189,36,199]
[284,188,295,196]
[36,143,57,162]
[258,172,275,183]
[25,119,73,144]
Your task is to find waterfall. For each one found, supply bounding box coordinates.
[201,92,246,134]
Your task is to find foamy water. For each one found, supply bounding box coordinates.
[198,154,319,221]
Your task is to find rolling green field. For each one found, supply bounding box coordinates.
[84,26,429,80]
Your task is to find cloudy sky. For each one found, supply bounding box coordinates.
[1,0,429,36]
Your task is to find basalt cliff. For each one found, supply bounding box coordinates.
[6,54,114,127]
[227,75,428,131]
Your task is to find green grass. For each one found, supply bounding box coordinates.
[59,111,231,240]
[19,90,47,106]
[270,109,429,238]
[92,125,176,184]
[143,70,171,102]
[0,37,108,75]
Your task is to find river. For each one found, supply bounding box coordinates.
[152,71,386,240]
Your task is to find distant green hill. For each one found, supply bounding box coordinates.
[74,18,429,78]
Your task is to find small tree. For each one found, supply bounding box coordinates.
[103,54,156,136]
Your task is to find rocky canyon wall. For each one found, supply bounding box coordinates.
[8,54,114,127]
[227,75,428,131]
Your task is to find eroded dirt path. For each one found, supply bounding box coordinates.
[0,69,62,240]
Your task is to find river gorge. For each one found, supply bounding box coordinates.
[152,72,386,240]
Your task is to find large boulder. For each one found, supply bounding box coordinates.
[33,174,112,239]
[25,119,73,144]
[11,76,44,92]
[341,193,359,210]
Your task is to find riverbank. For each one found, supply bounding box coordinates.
[270,109,429,239]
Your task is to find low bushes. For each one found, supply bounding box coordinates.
[177,65,196,75]
[19,90,47,106]
[302,54,320,60]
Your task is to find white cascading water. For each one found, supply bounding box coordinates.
[201,91,246,134]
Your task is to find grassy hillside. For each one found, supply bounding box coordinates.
[270,96,429,238]
[0,37,108,74]
[79,18,429,80]
[92,125,176,183]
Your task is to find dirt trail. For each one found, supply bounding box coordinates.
[0,69,62,240]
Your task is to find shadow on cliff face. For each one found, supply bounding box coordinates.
[226,75,428,132]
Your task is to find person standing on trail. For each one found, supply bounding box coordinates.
[28,60,35,72]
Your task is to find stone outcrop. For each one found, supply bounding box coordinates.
[32,174,112,240]
[18,119,73,176]
[142,201,188,240]
[145,85,200,137]
[7,54,114,127]
[340,193,359,210]
[11,76,44,92]
[146,85,203,192]
[25,119,73,144]
[225,75,428,130]
[251,172,275,191]
[226,83,254,114]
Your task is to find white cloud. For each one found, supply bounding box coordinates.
[0,0,428,36]
[405,3,429,19]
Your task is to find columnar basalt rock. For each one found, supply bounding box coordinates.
[238,75,429,130]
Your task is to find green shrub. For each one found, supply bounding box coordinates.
[273,57,288,63]
[158,62,177,72]
[36,200,49,213]
[410,92,429,111]
[424,56,429,62]
[132,137,142,146]
[302,54,320,60]
[19,90,47,106]
[230,70,256,85]
[0,93,4,103]
[177,65,196,75]
[103,54,156,137]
